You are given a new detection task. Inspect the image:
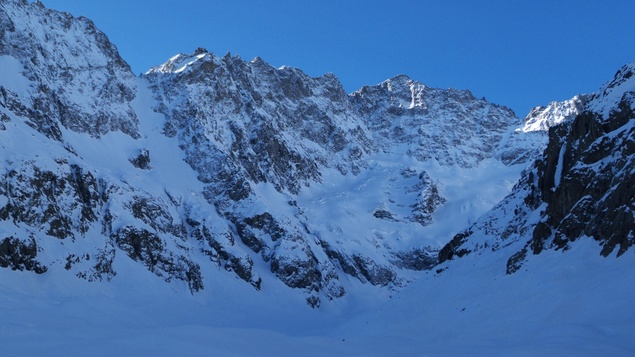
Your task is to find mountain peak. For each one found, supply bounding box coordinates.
[146,51,215,74]
[521,94,590,132]
[193,47,208,55]
[387,74,414,84]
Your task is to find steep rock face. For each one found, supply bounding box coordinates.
[0,236,47,273]
[144,49,534,305]
[530,96,635,257]
[439,63,635,273]
[0,1,217,293]
[0,160,99,240]
[146,51,371,191]
[0,154,211,289]
[145,51,375,304]
[351,75,520,168]
[0,0,139,140]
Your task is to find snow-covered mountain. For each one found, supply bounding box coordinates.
[1,0,634,355]
[0,0,555,308]
[439,62,635,272]
[142,48,545,304]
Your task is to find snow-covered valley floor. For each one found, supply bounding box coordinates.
[2,237,633,356]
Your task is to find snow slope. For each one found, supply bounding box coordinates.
[2,239,634,356]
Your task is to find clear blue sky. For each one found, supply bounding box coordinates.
[41,0,635,117]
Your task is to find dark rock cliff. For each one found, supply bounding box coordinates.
[439,65,635,273]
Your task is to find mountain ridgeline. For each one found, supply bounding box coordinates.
[0,0,633,307]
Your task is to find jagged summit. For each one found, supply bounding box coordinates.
[354,74,483,110]
[146,52,211,74]
[521,94,590,132]
[352,73,522,168]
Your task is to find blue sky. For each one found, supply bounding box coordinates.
[41,0,635,117]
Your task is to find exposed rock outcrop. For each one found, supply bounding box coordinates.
[439,63,635,273]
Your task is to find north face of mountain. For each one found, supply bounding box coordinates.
[350,74,522,168]
[142,48,537,305]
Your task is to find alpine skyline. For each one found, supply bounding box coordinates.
[40,0,635,117]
